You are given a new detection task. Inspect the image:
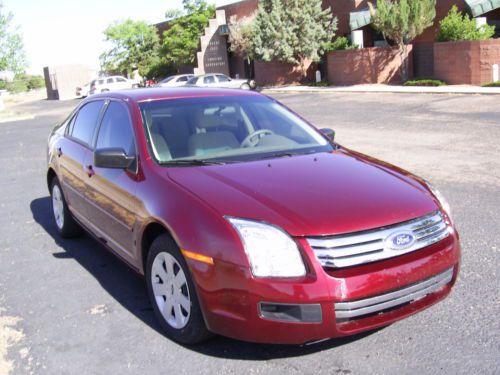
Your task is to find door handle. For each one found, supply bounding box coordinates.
[85,165,95,178]
[56,147,62,157]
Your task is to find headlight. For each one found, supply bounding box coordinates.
[227,218,306,278]
[426,182,452,220]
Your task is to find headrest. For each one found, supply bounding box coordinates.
[196,111,227,129]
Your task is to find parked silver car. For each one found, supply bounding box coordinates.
[156,74,195,87]
[186,74,255,90]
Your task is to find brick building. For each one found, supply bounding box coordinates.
[160,0,500,85]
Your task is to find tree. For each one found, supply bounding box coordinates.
[250,0,337,77]
[100,19,160,78]
[369,0,436,81]
[228,15,255,63]
[0,1,26,74]
[438,5,495,42]
[161,0,215,70]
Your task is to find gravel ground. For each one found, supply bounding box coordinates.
[0,93,498,375]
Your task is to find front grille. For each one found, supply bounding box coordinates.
[307,211,450,269]
[334,268,453,320]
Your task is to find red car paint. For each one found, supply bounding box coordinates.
[47,88,460,344]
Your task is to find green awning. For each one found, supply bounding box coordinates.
[350,9,372,31]
[466,0,500,17]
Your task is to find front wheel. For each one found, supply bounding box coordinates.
[240,83,250,90]
[50,177,82,238]
[146,234,212,344]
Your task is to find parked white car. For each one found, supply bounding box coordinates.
[89,76,139,95]
[156,74,195,87]
[186,74,255,90]
[76,83,90,98]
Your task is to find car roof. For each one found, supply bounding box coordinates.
[87,87,261,103]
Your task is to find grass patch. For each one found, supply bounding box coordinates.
[306,81,331,87]
[482,81,500,87]
[404,79,447,87]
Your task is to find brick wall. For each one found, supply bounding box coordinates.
[218,0,258,19]
[254,60,316,86]
[327,46,413,85]
[413,43,434,78]
[434,39,500,85]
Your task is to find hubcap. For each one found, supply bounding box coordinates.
[151,252,191,329]
[52,185,64,229]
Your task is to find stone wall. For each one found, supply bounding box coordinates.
[327,46,413,85]
[253,60,316,86]
[434,39,500,85]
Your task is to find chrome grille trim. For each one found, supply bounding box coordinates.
[307,211,450,268]
[335,268,453,319]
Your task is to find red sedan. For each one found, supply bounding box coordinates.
[46,88,460,344]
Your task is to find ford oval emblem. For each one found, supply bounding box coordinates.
[385,231,416,250]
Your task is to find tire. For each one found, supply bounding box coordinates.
[146,234,212,344]
[50,177,82,238]
[240,83,250,90]
[101,89,109,93]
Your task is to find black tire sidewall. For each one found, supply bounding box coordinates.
[50,177,81,238]
[145,234,211,345]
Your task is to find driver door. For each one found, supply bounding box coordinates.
[81,100,139,264]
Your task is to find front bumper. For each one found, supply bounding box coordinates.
[189,229,460,344]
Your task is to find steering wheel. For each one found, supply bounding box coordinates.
[241,129,274,148]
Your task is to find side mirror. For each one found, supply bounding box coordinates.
[94,148,135,169]
[320,128,335,143]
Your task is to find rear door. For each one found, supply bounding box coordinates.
[81,100,138,263]
[59,100,105,222]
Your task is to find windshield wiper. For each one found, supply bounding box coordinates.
[160,159,226,166]
[257,151,316,160]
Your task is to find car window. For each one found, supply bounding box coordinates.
[96,101,135,156]
[116,77,126,82]
[178,76,188,82]
[107,78,114,84]
[187,77,198,84]
[216,75,230,82]
[71,101,104,146]
[98,79,104,85]
[204,76,215,84]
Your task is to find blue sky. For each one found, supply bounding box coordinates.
[5,0,237,74]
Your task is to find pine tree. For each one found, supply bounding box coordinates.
[369,0,436,81]
[251,0,337,77]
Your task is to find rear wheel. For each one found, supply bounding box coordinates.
[240,83,250,90]
[146,234,212,344]
[50,177,82,238]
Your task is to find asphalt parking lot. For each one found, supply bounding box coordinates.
[0,92,499,374]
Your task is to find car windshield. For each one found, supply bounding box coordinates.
[139,96,332,165]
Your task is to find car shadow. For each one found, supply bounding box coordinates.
[30,196,381,360]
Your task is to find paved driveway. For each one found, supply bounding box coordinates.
[0,93,498,374]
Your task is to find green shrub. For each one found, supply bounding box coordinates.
[438,5,495,42]
[482,81,500,87]
[324,36,358,52]
[404,79,447,86]
[26,75,45,90]
[307,81,330,87]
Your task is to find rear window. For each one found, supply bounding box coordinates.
[107,78,114,84]
[70,101,104,146]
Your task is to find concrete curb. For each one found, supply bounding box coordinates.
[261,84,500,95]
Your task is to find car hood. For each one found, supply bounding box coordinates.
[166,149,438,237]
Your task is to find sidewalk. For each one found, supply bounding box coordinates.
[262,84,500,95]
